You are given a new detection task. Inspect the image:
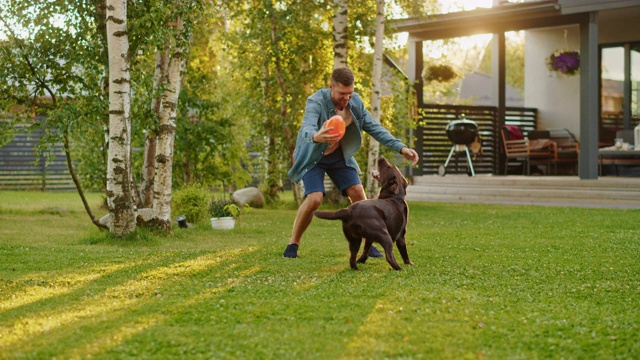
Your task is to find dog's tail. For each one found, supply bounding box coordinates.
[314,209,349,221]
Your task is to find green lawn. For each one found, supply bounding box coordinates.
[0,190,639,359]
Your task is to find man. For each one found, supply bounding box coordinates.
[283,67,419,258]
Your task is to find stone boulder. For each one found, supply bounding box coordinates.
[99,213,111,228]
[98,208,157,228]
[136,208,155,226]
[232,187,265,208]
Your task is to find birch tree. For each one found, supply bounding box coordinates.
[365,0,385,198]
[139,50,167,209]
[323,0,349,205]
[333,0,348,69]
[152,17,188,231]
[106,0,136,235]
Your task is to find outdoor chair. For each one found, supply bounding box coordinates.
[616,129,635,145]
[501,125,554,175]
[546,128,580,175]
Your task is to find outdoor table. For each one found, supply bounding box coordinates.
[598,148,640,175]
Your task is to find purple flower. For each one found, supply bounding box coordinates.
[547,51,580,75]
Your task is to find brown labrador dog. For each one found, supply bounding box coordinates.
[314,156,413,270]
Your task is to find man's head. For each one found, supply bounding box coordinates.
[330,67,354,110]
[331,67,354,87]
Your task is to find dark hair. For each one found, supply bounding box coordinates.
[331,67,354,86]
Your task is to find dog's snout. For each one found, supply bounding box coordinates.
[377,156,390,167]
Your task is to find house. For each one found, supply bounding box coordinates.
[392,0,640,179]
[459,71,524,107]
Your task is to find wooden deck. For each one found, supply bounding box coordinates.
[406,174,640,209]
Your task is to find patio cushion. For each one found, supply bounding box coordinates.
[527,130,551,140]
[504,125,524,141]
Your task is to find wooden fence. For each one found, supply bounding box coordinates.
[414,104,537,175]
[0,127,75,191]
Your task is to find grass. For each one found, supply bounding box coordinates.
[0,190,639,359]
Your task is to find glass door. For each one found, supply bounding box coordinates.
[631,44,640,122]
[600,46,624,145]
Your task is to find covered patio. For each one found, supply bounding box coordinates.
[392,0,640,179]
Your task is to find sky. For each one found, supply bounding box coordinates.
[438,0,494,13]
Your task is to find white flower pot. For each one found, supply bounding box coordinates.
[210,217,235,230]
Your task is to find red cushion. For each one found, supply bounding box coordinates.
[504,125,523,140]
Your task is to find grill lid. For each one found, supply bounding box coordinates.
[446,118,478,145]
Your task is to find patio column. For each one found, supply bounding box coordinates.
[408,39,424,175]
[623,43,631,129]
[408,39,424,107]
[579,12,599,179]
[492,32,506,174]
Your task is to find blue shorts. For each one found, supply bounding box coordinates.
[302,147,361,197]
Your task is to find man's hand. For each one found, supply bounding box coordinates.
[400,147,420,167]
[313,123,342,143]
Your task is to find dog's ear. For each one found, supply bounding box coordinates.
[388,178,399,194]
[401,176,408,189]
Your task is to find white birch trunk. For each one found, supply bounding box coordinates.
[106,0,136,236]
[365,0,385,198]
[140,50,168,208]
[152,19,186,231]
[326,0,349,204]
[333,0,348,69]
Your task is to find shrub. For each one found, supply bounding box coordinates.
[172,183,212,224]
[209,197,248,219]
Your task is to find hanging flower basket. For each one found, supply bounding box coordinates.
[546,50,580,76]
[424,64,458,83]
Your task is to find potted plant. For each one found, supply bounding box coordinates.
[546,50,580,76]
[209,198,246,230]
[423,64,458,83]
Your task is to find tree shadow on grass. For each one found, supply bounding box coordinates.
[0,247,258,357]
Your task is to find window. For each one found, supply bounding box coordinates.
[600,43,640,143]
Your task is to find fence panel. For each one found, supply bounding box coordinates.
[415,105,537,175]
[0,127,74,191]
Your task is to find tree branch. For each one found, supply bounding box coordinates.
[63,130,108,231]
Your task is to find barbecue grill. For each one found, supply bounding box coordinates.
[438,116,478,177]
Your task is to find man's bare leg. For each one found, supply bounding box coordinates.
[284,192,323,258]
[289,192,323,245]
[344,184,366,203]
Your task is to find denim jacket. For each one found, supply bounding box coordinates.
[288,88,407,183]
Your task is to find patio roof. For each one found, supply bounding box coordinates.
[390,1,589,41]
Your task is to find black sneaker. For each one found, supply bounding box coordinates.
[283,243,299,258]
[369,245,384,258]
